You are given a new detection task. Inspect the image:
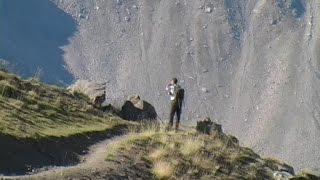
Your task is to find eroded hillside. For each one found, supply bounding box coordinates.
[1,0,320,171]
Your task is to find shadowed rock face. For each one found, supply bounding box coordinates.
[0,0,76,85]
[120,95,157,121]
[1,0,320,171]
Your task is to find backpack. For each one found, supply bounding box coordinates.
[174,85,185,107]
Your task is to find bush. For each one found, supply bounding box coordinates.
[0,59,9,72]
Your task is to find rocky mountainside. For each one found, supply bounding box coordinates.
[1,0,320,171]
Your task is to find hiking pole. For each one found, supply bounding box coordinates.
[157,115,166,126]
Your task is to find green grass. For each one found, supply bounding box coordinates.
[104,123,320,180]
[0,70,131,139]
[104,124,276,179]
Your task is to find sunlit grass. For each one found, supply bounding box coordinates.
[0,70,132,139]
[152,160,175,179]
[103,122,295,179]
[179,137,204,156]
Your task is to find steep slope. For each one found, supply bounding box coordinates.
[51,0,320,171]
[1,0,320,171]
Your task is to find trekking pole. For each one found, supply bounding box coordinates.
[157,115,166,126]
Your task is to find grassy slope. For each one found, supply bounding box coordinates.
[0,70,130,139]
[1,70,319,179]
[105,125,320,180]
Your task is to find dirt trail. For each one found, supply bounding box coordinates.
[2,135,128,180]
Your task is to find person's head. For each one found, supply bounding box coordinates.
[171,78,178,84]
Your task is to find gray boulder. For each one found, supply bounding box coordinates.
[68,80,106,106]
[120,95,157,121]
[196,117,222,135]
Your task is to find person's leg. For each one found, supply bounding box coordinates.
[168,101,176,129]
[175,107,182,130]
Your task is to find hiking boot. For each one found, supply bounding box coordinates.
[166,125,172,132]
[175,125,179,132]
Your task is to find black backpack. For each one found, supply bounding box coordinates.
[174,85,185,107]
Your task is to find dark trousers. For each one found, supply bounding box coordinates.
[169,100,182,129]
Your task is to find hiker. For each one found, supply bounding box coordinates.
[166,78,184,131]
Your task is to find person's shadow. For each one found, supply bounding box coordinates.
[0,0,77,85]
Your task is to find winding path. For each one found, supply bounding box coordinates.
[2,135,128,180]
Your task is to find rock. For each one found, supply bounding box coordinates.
[196,117,223,135]
[279,163,295,175]
[120,95,157,121]
[201,87,209,93]
[205,7,212,13]
[78,13,85,19]
[273,171,293,180]
[124,16,130,21]
[68,80,106,106]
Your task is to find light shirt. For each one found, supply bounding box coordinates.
[166,84,177,101]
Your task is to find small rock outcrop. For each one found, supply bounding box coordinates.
[120,95,157,121]
[68,80,106,106]
[196,117,222,135]
[273,171,293,180]
[272,163,295,178]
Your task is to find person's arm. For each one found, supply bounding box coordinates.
[166,84,172,95]
[165,84,169,91]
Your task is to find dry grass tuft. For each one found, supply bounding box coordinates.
[152,160,175,179]
[148,146,167,161]
[180,137,204,156]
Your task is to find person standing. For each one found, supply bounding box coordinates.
[166,78,184,131]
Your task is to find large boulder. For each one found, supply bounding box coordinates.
[120,95,157,121]
[68,80,106,106]
[196,117,223,135]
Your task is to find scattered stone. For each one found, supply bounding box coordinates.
[202,69,209,73]
[201,87,209,93]
[120,95,157,121]
[187,50,194,55]
[132,5,138,9]
[124,16,130,21]
[78,13,85,19]
[94,6,100,10]
[196,117,223,135]
[205,7,212,13]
